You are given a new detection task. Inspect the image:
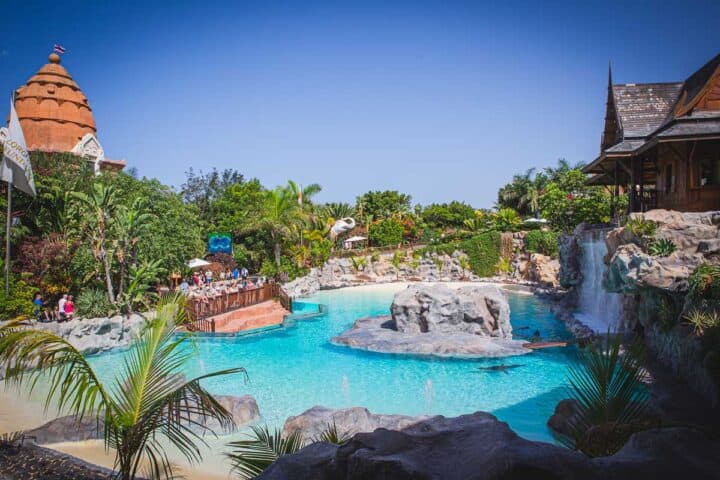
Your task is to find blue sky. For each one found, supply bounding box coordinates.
[2,0,719,208]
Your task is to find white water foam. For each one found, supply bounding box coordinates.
[575,229,622,333]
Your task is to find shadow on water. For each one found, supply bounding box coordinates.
[491,386,570,444]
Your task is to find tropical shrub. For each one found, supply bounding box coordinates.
[684,309,720,336]
[460,232,502,277]
[350,256,368,272]
[562,334,651,456]
[206,252,238,271]
[227,426,304,480]
[495,257,512,274]
[648,238,677,257]
[490,208,522,232]
[688,263,720,301]
[368,218,404,247]
[0,278,36,320]
[421,201,476,228]
[75,288,115,319]
[355,190,411,221]
[625,216,657,237]
[524,230,559,257]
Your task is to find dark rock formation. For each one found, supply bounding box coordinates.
[258,412,720,480]
[547,399,581,438]
[26,415,104,444]
[0,443,116,480]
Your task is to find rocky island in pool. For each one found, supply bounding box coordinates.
[332,283,531,357]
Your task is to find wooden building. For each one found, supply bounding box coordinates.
[584,53,720,213]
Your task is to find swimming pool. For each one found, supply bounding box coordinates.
[88,283,577,443]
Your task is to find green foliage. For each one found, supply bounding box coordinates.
[539,182,614,233]
[75,288,115,319]
[625,216,657,237]
[648,238,677,257]
[562,334,651,456]
[688,263,720,301]
[495,256,512,274]
[368,218,404,246]
[460,232,502,278]
[355,190,411,221]
[524,230,560,257]
[226,426,305,480]
[490,208,522,232]
[684,309,720,336]
[421,201,476,228]
[370,251,381,263]
[322,202,355,220]
[311,421,352,445]
[392,250,405,269]
[0,295,245,480]
[350,256,368,272]
[0,278,35,320]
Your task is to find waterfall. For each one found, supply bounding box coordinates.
[575,229,623,333]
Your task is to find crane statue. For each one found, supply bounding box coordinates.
[329,217,356,240]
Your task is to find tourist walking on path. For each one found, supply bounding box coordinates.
[58,294,67,322]
[241,266,248,280]
[65,295,75,321]
[33,293,45,322]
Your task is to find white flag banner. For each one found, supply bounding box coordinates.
[1,99,36,196]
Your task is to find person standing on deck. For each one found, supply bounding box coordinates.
[58,294,67,322]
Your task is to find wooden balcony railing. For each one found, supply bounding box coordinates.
[185,281,293,333]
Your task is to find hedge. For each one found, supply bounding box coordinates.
[524,230,559,257]
[461,232,502,277]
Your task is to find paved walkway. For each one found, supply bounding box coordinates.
[212,300,289,333]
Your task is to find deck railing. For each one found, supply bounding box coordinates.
[185,282,293,332]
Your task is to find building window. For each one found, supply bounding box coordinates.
[697,157,720,187]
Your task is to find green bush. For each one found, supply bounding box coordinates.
[648,238,677,257]
[368,218,404,247]
[525,230,559,257]
[460,232,502,277]
[76,288,115,318]
[0,278,36,320]
[625,216,656,237]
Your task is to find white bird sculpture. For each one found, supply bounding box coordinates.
[330,217,356,240]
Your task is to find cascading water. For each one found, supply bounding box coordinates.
[574,229,623,333]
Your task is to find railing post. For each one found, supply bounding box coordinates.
[211,318,215,333]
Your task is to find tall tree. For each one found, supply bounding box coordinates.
[71,183,120,303]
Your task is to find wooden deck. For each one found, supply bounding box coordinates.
[523,341,568,350]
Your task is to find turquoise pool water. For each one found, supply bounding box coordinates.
[88,284,577,443]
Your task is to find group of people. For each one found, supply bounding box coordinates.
[33,293,74,323]
[181,266,249,290]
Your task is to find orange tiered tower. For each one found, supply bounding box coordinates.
[14,52,97,152]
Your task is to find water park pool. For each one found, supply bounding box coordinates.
[88,284,577,443]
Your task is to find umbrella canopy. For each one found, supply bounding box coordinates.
[187,258,211,269]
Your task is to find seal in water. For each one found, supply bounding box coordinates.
[477,364,524,374]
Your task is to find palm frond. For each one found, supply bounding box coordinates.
[311,421,352,445]
[562,333,650,451]
[0,321,110,426]
[226,426,305,480]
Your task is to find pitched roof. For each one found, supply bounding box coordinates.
[612,82,683,138]
[673,53,720,117]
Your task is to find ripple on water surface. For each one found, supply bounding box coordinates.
[88,284,577,443]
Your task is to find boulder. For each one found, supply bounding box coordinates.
[331,315,530,358]
[527,253,560,287]
[391,284,512,338]
[282,406,431,440]
[26,415,104,444]
[38,314,147,355]
[258,412,720,480]
[193,394,260,432]
[547,398,581,438]
[559,233,582,288]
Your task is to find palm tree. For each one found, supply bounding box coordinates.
[322,202,355,221]
[562,333,650,455]
[251,187,300,267]
[71,183,120,303]
[114,198,156,299]
[0,295,245,480]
